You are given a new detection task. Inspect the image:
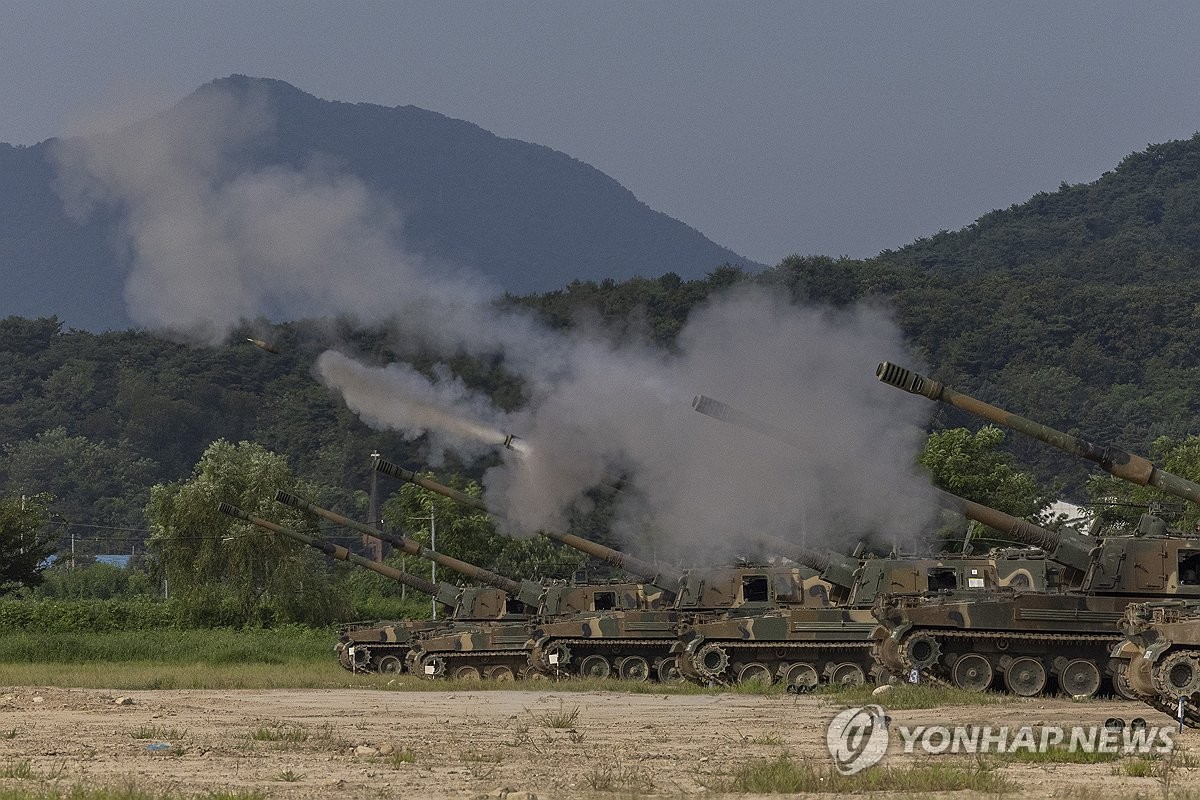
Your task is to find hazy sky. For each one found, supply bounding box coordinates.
[5,2,1200,265]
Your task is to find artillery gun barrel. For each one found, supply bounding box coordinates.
[877,361,1200,506]
[372,458,486,510]
[273,491,526,598]
[756,534,858,588]
[216,502,452,605]
[372,456,684,588]
[692,395,804,449]
[936,489,1094,573]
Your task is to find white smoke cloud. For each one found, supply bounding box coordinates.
[491,288,934,560]
[52,82,494,344]
[317,282,937,561]
[314,350,523,464]
[54,79,938,562]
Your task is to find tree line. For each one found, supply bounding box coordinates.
[7,133,1200,621]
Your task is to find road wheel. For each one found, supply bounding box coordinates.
[1004,657,1047,696]
[951,653,993,692]
[618,656,651,682]
[736,662,774,686]
[656,657,684,684]
[485,665,515,682]
[1059,659,1101,698]
[780,662,819,692]
[452,664,481,681]
[376,655,403,674]
[829,662,866,687]
[579,654,612,679]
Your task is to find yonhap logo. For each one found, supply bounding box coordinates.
[825,708,1173,775]
[826,705,889,775]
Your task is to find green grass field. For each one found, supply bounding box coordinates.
[0,628,751,692]
[0,628,1015,703]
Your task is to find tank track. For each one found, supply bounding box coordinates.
[879,629,1120,695]
[681,639,873,687]
[1137,648,1200,727]
[411,648,533,680]
[1144,694,1200,728]
[529,637,677,678]
[343,642,412,673]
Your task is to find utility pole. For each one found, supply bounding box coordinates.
[410,510,437,619]
[365,450,383,561]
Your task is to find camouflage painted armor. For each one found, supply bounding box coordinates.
[524,565,828,683]
[1115,600,1200,726]
[874,363,1200,697]
[405,580,660,680]
[675,548,1056,689]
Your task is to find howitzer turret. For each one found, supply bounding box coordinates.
[372,456,683,592]
[877,361,1200,506]
[942,491,1093,577]
[786,546,858,595]
[273,491,543,608]
[220,502,534,674]
[216,502,460,609]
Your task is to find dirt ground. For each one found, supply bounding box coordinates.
[0,686,1192,798]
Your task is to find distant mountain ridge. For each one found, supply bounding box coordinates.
[0,75,759,331]
[874,133,1200,282]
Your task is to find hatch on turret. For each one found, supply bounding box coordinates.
[928,567,958,592]
[504,598,528,615]
[1134,544,1167,591]
[773,573,804,603]
[1177,550,1200,587]
[742,575,769,603]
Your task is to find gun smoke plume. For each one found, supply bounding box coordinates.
[54,79,938,562]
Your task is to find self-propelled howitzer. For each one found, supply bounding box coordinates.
[1115,600,1200,725]
[871,362,1200,697]
[369,460,700,681]
[870,519,1198,699]
[216,502,480,672]
[533,524,1057,688]
[373,457,846,681]
[674,538,1059,689]
[522,562,836,683]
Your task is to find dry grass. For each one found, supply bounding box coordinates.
[819,683,1015,710]
[716,754,1014,794]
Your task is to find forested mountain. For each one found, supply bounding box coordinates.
[5,130,1200,558]
[0,76,756,330]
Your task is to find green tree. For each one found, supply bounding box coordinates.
[145,439,347,626]
[381,472,585,583]
[30,560,157,599]
[1086,434,1200,532]
[382,474,504,582]
[0,493,57,594]
[919,427,1053,551]
[919,427,1049,516]
[0,427,160,534]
